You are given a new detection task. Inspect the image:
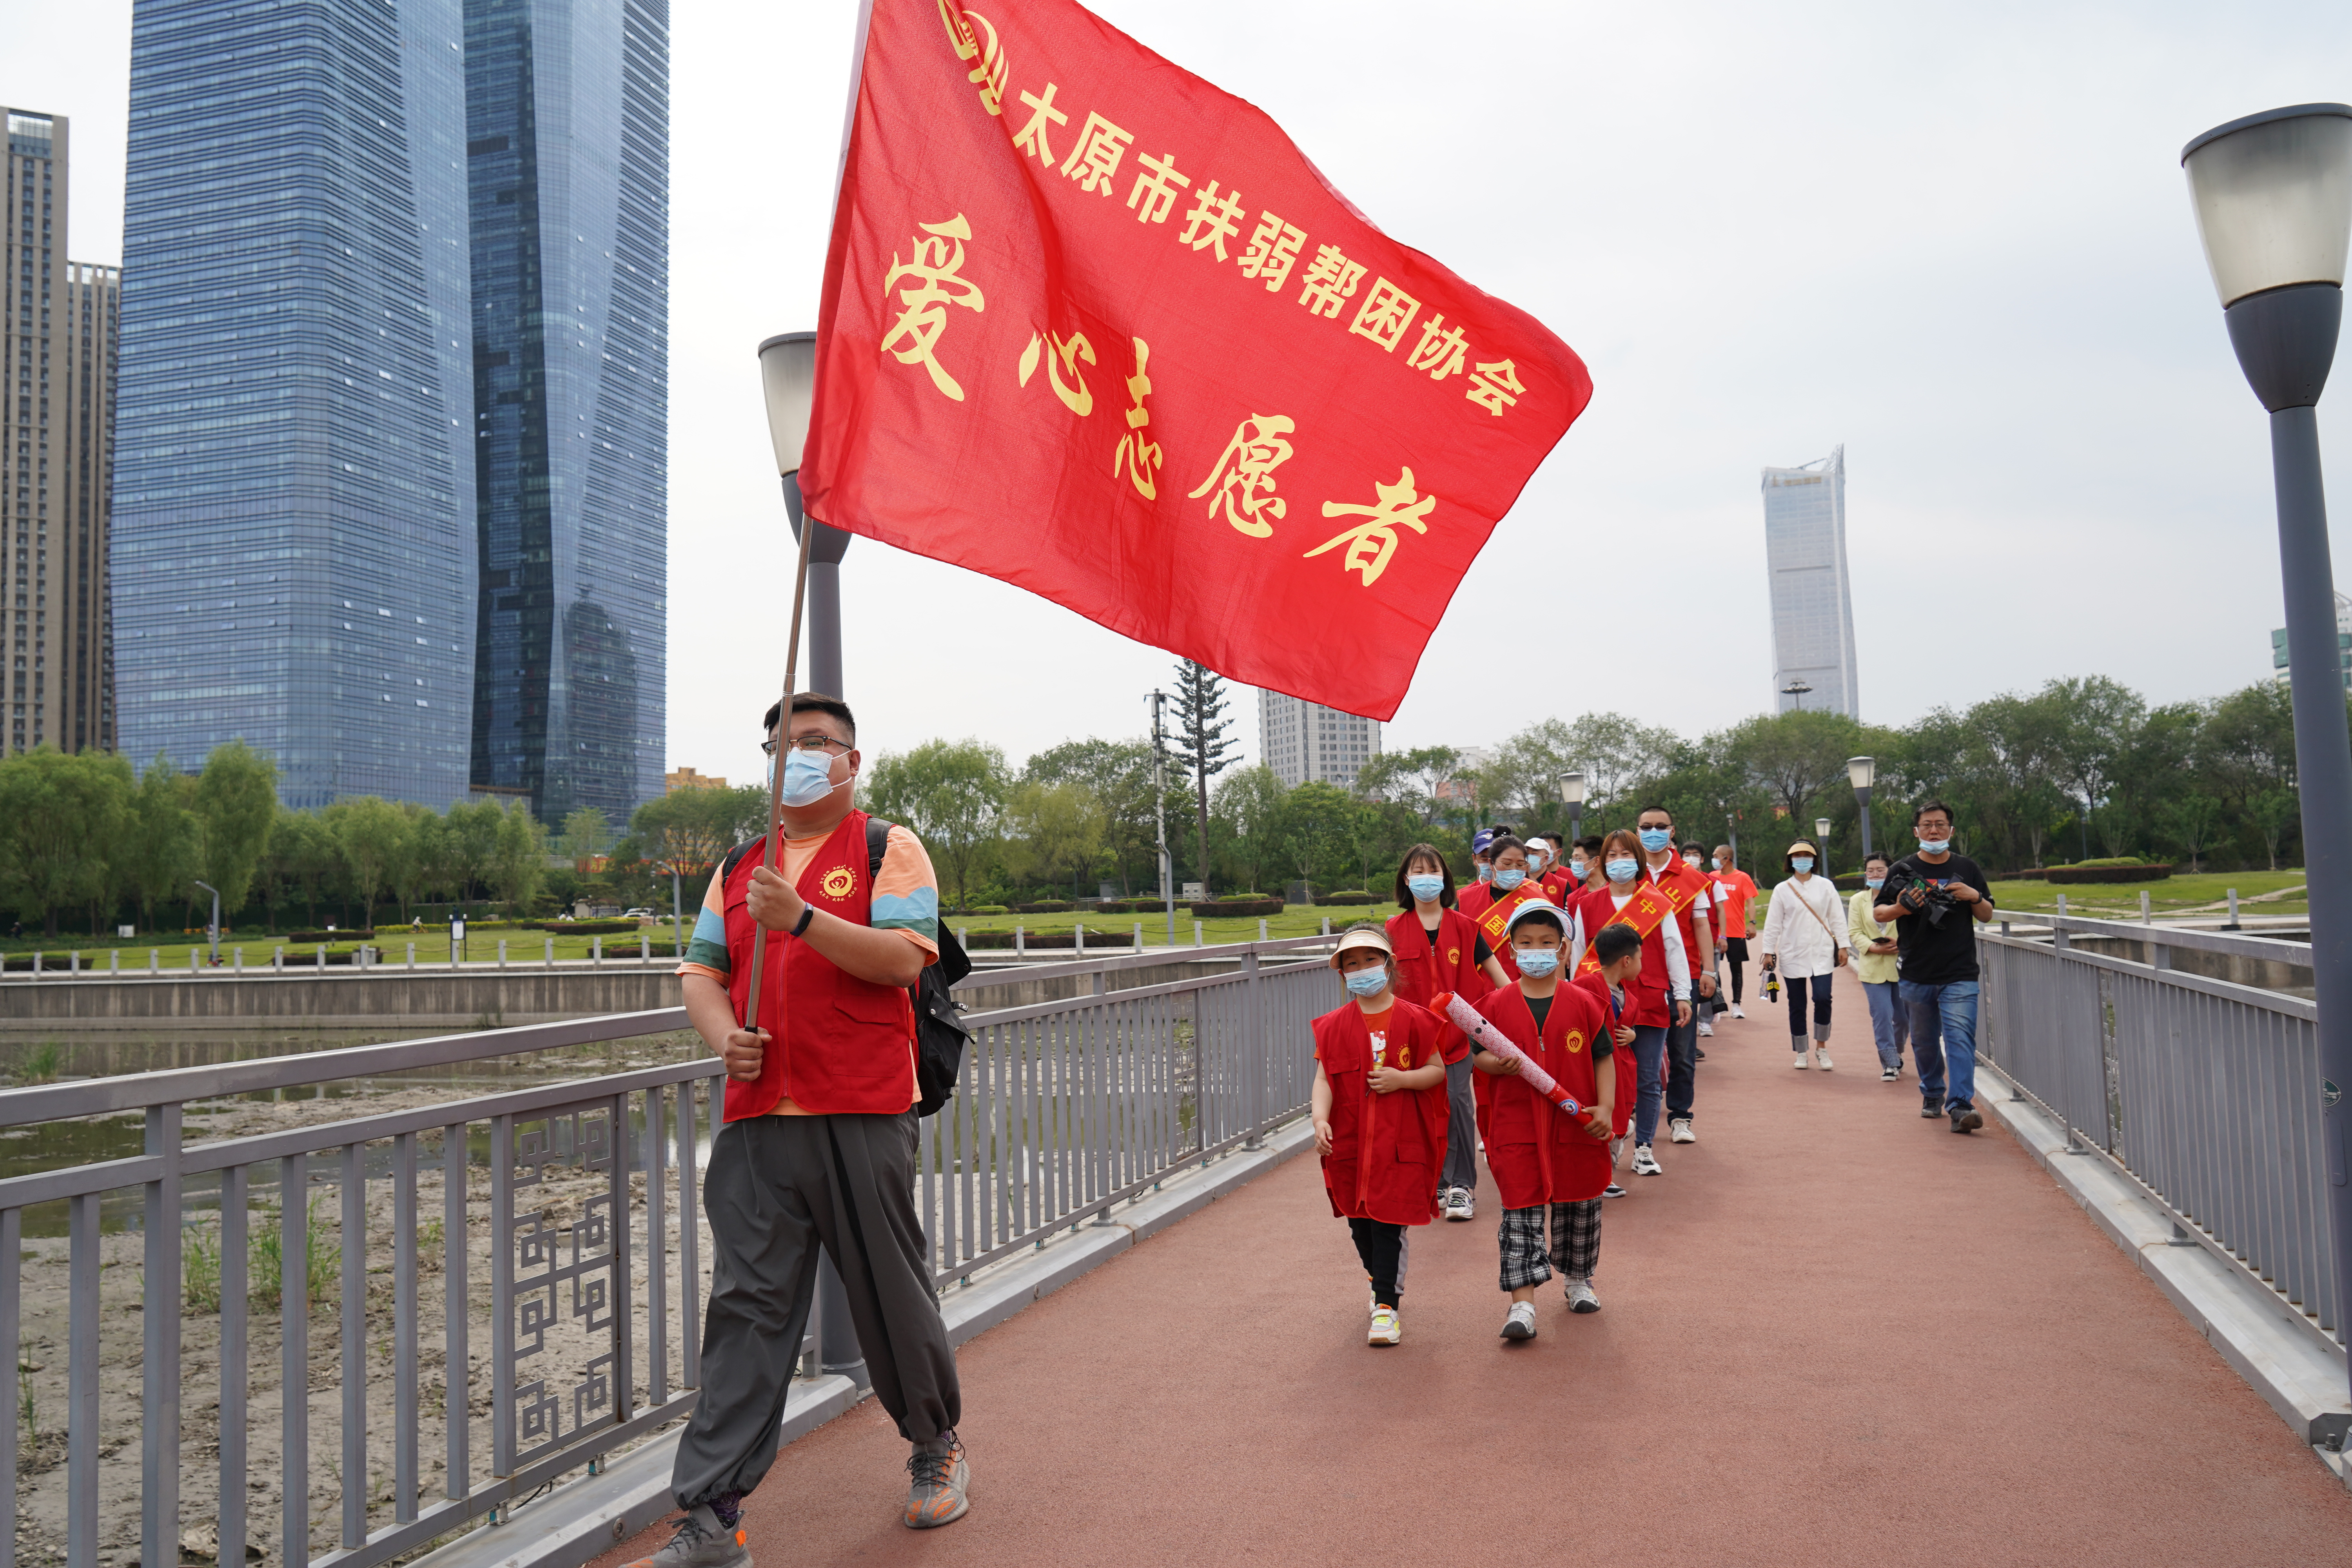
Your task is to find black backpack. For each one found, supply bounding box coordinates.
[718,817,972,1116]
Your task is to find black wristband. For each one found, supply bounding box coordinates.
[791,906,815,938]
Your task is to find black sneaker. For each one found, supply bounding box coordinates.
[1920,1103,1941,1119]
[1950,1105,1984,1134]
[623,1507,750,1568]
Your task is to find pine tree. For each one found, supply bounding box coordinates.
[1169,660,1236,896]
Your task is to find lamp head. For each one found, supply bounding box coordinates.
[1814,818,1832,844]
[757,332,818,475]
[1557,770,1585,806]
[1846,755,1876,791]
[2184,106,2352,411]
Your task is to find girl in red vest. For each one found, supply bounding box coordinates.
[1471,901,1616,1338]
[1310,923,1459,1347]
[1386,844,1510,1227]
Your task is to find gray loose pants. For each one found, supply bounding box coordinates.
[670,1111,960,1510]
[1441,1056,1477,1192]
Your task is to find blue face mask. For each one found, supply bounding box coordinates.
[1477,864,1494,882]
[1866,877,1884,890]
[1406,873,1446,903]
[1606,857,1638,883]
[1492,867,1526,891]
[1790,857,1814,874]
[1344,965,1388,998]
[1514,946,1561,978]
[1918,837,1951,855]
[776,746,838,808]
[1567,860,1588,881]
[1638,828,1672,853]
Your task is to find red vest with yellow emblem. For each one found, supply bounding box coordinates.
[1474,982,1612,1207]
[719,810,918,1120]
[1311,1000,1456,1225]
[1384,906,1490,1011]
[1568,883,1676,1028]
[1457,880,1543,981]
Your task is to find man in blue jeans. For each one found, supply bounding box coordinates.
[1875,800,1995,1134]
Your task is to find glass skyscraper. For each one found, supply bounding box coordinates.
[1761,445,1861,721]
[113,0,666,818]
[114,0,479,808]
[465,0,669,820]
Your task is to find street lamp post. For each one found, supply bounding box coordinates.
[192,881,220,967]
[1725,813,1738,871]
[1813,819,1832,871]
[1780,679,1811,711]
[2184,102,2352,1401]
[754,330,867,1392]
[1151,690,1174,946]
[1557,770,1585,849]
[1847,755,1876,862]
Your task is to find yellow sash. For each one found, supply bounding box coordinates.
[1575,881,1675,975]
[1471,885,1539,955]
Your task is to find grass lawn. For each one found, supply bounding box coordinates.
[1745,869,2307,928]
[2,925,686,970]
[946,904,1356,947]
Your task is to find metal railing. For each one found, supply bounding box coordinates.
[1978,912,2339,1347]
[0,936,1330,1568]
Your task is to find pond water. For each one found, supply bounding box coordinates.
[0,1026,715,1236]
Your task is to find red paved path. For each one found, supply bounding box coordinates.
[599,969,2352,1565]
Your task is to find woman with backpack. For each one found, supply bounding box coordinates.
[1758,839,1849,1072]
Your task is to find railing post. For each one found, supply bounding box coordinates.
[234,946,243,974]
[1,1206,20,1566]
[272,946,283,971]
[639,933,649,962]
[499,939,508,969]
[141,1102,184,1568]
[1259,918,1269,942]
[1194,919,1203,947]
[545,936,555,969]
[593,935,602,965]
[1133,920,1142,952]
[1075,922,1085,956]
[408,942,417,968]
[2141,890,2152,924]
[317,943,327,970]
[2227,887,2241,929]
[109,947,118,975]
[150,948,158,975]
[69,950,78,975]
[1242,947,1264,1150]
[29,951,37,981]
[191,947,201,973]
[1016,924,1025,958]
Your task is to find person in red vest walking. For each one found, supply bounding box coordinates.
[1386,844,1510,1223]
[1634,807,1714,1151]
[1568,829,1691,1180]
[639,693,967,1568]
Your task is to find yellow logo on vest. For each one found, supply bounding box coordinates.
[820,866,857,901]
[1566,1030,1586,1054]
[1446,946,1461,967]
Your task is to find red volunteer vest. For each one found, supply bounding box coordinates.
[1569,884,1674,1028]
[1312,1000,1456,1225]
[1385,907,1491,1011]
[1459,880,1542,981]
[1473,984,1612,1207]
[1572,969,1637,1136]
[720,810,918,1120]
[1648,858,1711,972]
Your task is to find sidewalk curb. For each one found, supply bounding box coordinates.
[406,1120,1317,1568]
[1977,1062,2351,1485]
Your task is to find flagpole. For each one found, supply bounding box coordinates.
[743,499,817,1031]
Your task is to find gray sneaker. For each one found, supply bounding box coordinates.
[624,1507,749,1568]
[905,1435,970,1529]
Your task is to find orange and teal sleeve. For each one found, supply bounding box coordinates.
[676,866,730,984]
[873,826,940,959]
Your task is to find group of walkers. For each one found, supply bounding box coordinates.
[1310,799,1998,1346]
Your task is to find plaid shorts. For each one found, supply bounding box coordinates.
[1497,1199,1602,1291]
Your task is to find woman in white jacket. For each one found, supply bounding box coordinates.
[1758,839,1849,1071]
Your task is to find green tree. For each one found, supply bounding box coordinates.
[2161,794,2224,873]
[2248,788,2298,872]
[1212,764,1290,896]
[1358,745,1461,825]
[868,739,1009,908]
[443,799,505,906]
[121,752,201,934]
[489,801,546,916]
[1170,661,1236,897]
[1726,709,1866,827]
[2045,675,2145,856]
[1560,712,1680,814]
[392,804,443,919]
[327,796,413,929]
[0,747,133,937]
[258,810,338,930]
[557,806,614,867]
[1022,738,1157,892]
[1280,781,1356,894]
[192,740,278,919]
[999,780,1105,896]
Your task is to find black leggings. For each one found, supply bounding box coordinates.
[1786,973,1833,1044]
[1724,937,1749,1003]
[1349,1217,1407,1308]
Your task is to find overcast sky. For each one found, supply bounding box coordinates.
[11,0,2352,795]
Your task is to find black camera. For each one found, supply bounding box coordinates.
[1907,880,1958,927]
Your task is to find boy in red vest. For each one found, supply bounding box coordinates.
[1471,902,1615,1338]
[1572,924,1645,1198]
[1386,844,1509,1224]
[1311,923,1459,1346]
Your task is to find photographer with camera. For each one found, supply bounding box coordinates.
[1874,801,1995,1134]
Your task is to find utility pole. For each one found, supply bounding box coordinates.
[1151,690,1174,947]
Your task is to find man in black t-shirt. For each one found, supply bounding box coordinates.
[1874,800,1995,1134]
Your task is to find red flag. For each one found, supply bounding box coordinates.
[802,0,1592,720]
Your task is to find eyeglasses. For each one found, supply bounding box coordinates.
[760,734,851,757]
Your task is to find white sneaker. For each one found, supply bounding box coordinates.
[1880,1066,1899,1082]
[1696,1019,1713,1037]
[1565,1278,1600,1313]
[1611,1136,1627,1168]
[1792,1050,1809,1069]
[1602,1182,1627,1198]
[1668,1118,1695,1144]
[1730,1004,1745,1019]
[1500,1301,1537,1340]
[1815,1047,1833,1071]
[1631,1144,1662,1176]
[1446,1187,1475,1222]
[1368,1305,1401,1346]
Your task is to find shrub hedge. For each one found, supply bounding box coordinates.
[286,929,374,944]
[2044,862,2173,884]
[1312,891,1379,906]
[961,930,1139,949]
[1190,898,1283,918]
[1013,900,1074,914]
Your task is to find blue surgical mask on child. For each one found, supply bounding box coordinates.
[1344,965,1388,998]
[774,747,839,808]
[1790,857,1815,874]
[1514,946,1561,978]
[1638,828,1671,853]
[1406,873,1446,903]
[1492,868,1526,891]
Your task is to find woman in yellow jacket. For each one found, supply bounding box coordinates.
[1848,851,1909,1082]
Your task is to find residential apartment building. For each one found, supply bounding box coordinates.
[1259,688,1381,789]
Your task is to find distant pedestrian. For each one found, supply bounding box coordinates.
[1848,853,1909,1081]
[1385,844,1509,1223]
[1758,840,1847,1071]
[1875,802,1996,1133]
[1310,924,1458,1346]
[1710,846,1758,1019]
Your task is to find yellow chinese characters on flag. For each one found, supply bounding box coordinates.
[802,0,1593,720]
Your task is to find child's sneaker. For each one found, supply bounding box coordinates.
[1630,1145,1662,1176]
[1565,1278,1600,1313]
[1601,1182,1627,1198]
[1500,1301,1537,1340]
[1444,1186,1475,1222]
[1368,1305,1401,1345]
